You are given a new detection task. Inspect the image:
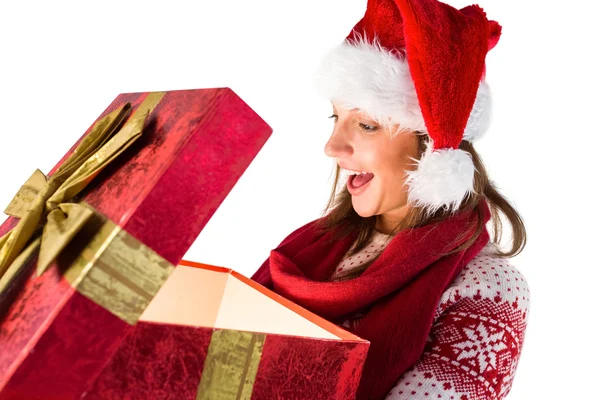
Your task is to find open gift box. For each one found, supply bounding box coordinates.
[85,260,370,399]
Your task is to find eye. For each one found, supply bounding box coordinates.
[329,114,338,122]
[359,123,379,133]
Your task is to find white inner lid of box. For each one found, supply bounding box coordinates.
[139,265,341,340]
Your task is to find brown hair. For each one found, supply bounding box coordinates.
[317,131,527,279]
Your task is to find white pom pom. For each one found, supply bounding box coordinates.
[405,139,476,217]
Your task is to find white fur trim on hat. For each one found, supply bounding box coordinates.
[313,35,491,142]
[313,34,426,130]
[405,138,476,216]
[463,81,491,142]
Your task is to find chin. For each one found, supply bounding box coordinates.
[354,209,375,218]
[351,199,378,218]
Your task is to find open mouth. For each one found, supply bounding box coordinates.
[341,168,375,190]
[349,172,374,189]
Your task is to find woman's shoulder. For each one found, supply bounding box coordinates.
[389,243,530,399]
[434,241,530,326]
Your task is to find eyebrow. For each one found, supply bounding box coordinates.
[356,110,377,122]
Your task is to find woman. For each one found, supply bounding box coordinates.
[251,0,529,399]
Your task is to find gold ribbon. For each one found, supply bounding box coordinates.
[0,92,166,295]
[60,206,175,325]
[196,330,266,399]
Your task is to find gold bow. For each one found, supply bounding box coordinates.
[0,102,150,295]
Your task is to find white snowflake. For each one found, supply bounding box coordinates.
[452,321,507,373]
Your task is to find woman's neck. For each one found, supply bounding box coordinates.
[375,204,411,235]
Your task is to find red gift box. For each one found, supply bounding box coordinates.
[85,260,370,400]
[0,88,272,399]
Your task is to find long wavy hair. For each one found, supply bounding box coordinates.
[317,129,527,278]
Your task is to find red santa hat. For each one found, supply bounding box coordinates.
[313,0,502,217]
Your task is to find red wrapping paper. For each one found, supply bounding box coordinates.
[85,324,368,400]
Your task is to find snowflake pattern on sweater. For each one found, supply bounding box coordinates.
[330,236,530,400]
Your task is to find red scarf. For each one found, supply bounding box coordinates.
[251,198,491,399]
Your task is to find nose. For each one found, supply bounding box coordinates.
[324,124,353,158]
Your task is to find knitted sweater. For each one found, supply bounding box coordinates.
[330,232,530,400]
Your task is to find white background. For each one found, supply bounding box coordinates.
[1,1,598,398]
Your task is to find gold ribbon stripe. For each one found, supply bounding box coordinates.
[196,330,266,400]
[62,205,174,325]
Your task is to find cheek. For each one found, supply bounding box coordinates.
[362,135,420,195]
[379,169,410,196]
[373,152,415,197]
[374,149,411,180]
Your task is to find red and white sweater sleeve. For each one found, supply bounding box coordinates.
[385,244,530,400]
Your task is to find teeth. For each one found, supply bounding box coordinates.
[341,168,369,175]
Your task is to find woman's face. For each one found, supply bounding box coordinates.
[324,103,421,233]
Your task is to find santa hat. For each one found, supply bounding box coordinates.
[313,0,502,216]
